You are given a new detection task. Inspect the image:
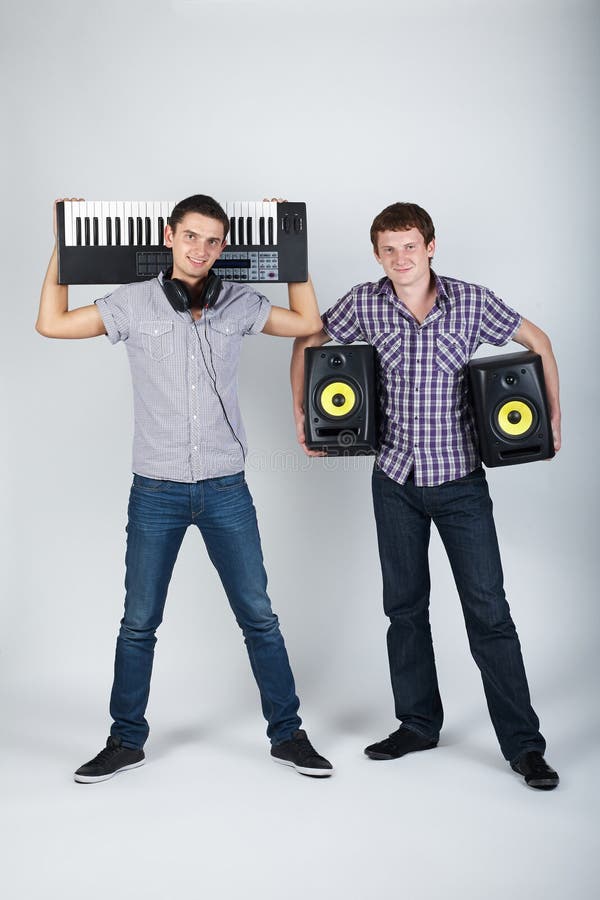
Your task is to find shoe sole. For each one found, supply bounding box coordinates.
[271,756,333,778]
[510,764,559,790]
[525,779,559,790]
[74,759,145,783]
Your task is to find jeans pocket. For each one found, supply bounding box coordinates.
[140,321,174,361]
[132,474,171,492]
[210,471,246,491]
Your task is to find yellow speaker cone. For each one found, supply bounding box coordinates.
[497,400,534,436]
[319,381,357,417]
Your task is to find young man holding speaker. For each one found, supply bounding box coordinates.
[37,194,334,782]
[291,202,561,790]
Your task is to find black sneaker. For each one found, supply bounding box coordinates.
[510,751,559,790]
[364,725,438,760]
[271,729,334,777]
[74,736,145,783]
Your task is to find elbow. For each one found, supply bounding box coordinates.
[297,316,325,339]
[35,318,51,337]
[300,321,325,338]
[533,332,553,358]
[35,317,62,338]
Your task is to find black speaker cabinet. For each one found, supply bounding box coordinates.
[304,345,378,455]
[468,350,555,467]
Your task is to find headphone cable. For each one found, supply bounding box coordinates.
[191,313,247,463]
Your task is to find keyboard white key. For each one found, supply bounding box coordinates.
[115,201,125,246]
[61,200,281,247]
[63,201,73,246]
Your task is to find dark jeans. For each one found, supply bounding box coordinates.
[371,464,545,762]
[109,472,301,749]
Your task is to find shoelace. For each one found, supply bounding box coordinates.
[89,740,123,765]
[290,735,320,763]
[522,754,554,777]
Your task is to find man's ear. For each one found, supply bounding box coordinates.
[427,238,436,258]
[164,224,174,248]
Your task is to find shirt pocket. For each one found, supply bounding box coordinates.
[371,332,402,370]
[435,332,468,376]
[208,318,243,361]
[140,321,174,361]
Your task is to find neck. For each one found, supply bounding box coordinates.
[171,269,206,300]
[390,269,436,307]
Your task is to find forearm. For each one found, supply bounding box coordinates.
[290,329,330,455]
[291,336,309,417]
[291,330,329,407]
[515,319,560,414]
[286,276,323,335]
[514,318,561,448]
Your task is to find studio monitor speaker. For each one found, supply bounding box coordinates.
[304,345,377,455]
[468,350,554,467]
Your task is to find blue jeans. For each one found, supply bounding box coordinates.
[371,465,545,762]
[109,472,301,749]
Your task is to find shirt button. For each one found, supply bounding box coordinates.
[154,330,158,335]
[191,355,195,360]
[191,385,196,390]
[193,415,197,420]
[193,446,198,451]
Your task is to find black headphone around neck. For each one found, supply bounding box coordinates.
[160,269,223,314]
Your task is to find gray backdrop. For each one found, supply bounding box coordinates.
[2,1,599,898]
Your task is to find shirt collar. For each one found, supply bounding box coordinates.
[375,270,452,312]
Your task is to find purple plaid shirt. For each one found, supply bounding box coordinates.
[321,273,522,486]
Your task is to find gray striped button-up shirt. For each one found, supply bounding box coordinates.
[95,273,271,481]
[322,273,521,486]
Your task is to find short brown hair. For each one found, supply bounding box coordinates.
[169,194,230,239]
[370,203,435,249]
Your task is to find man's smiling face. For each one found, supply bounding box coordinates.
[164,212,227,284]
[374,227,435,291]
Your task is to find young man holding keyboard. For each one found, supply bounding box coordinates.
[37,194,333,782]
